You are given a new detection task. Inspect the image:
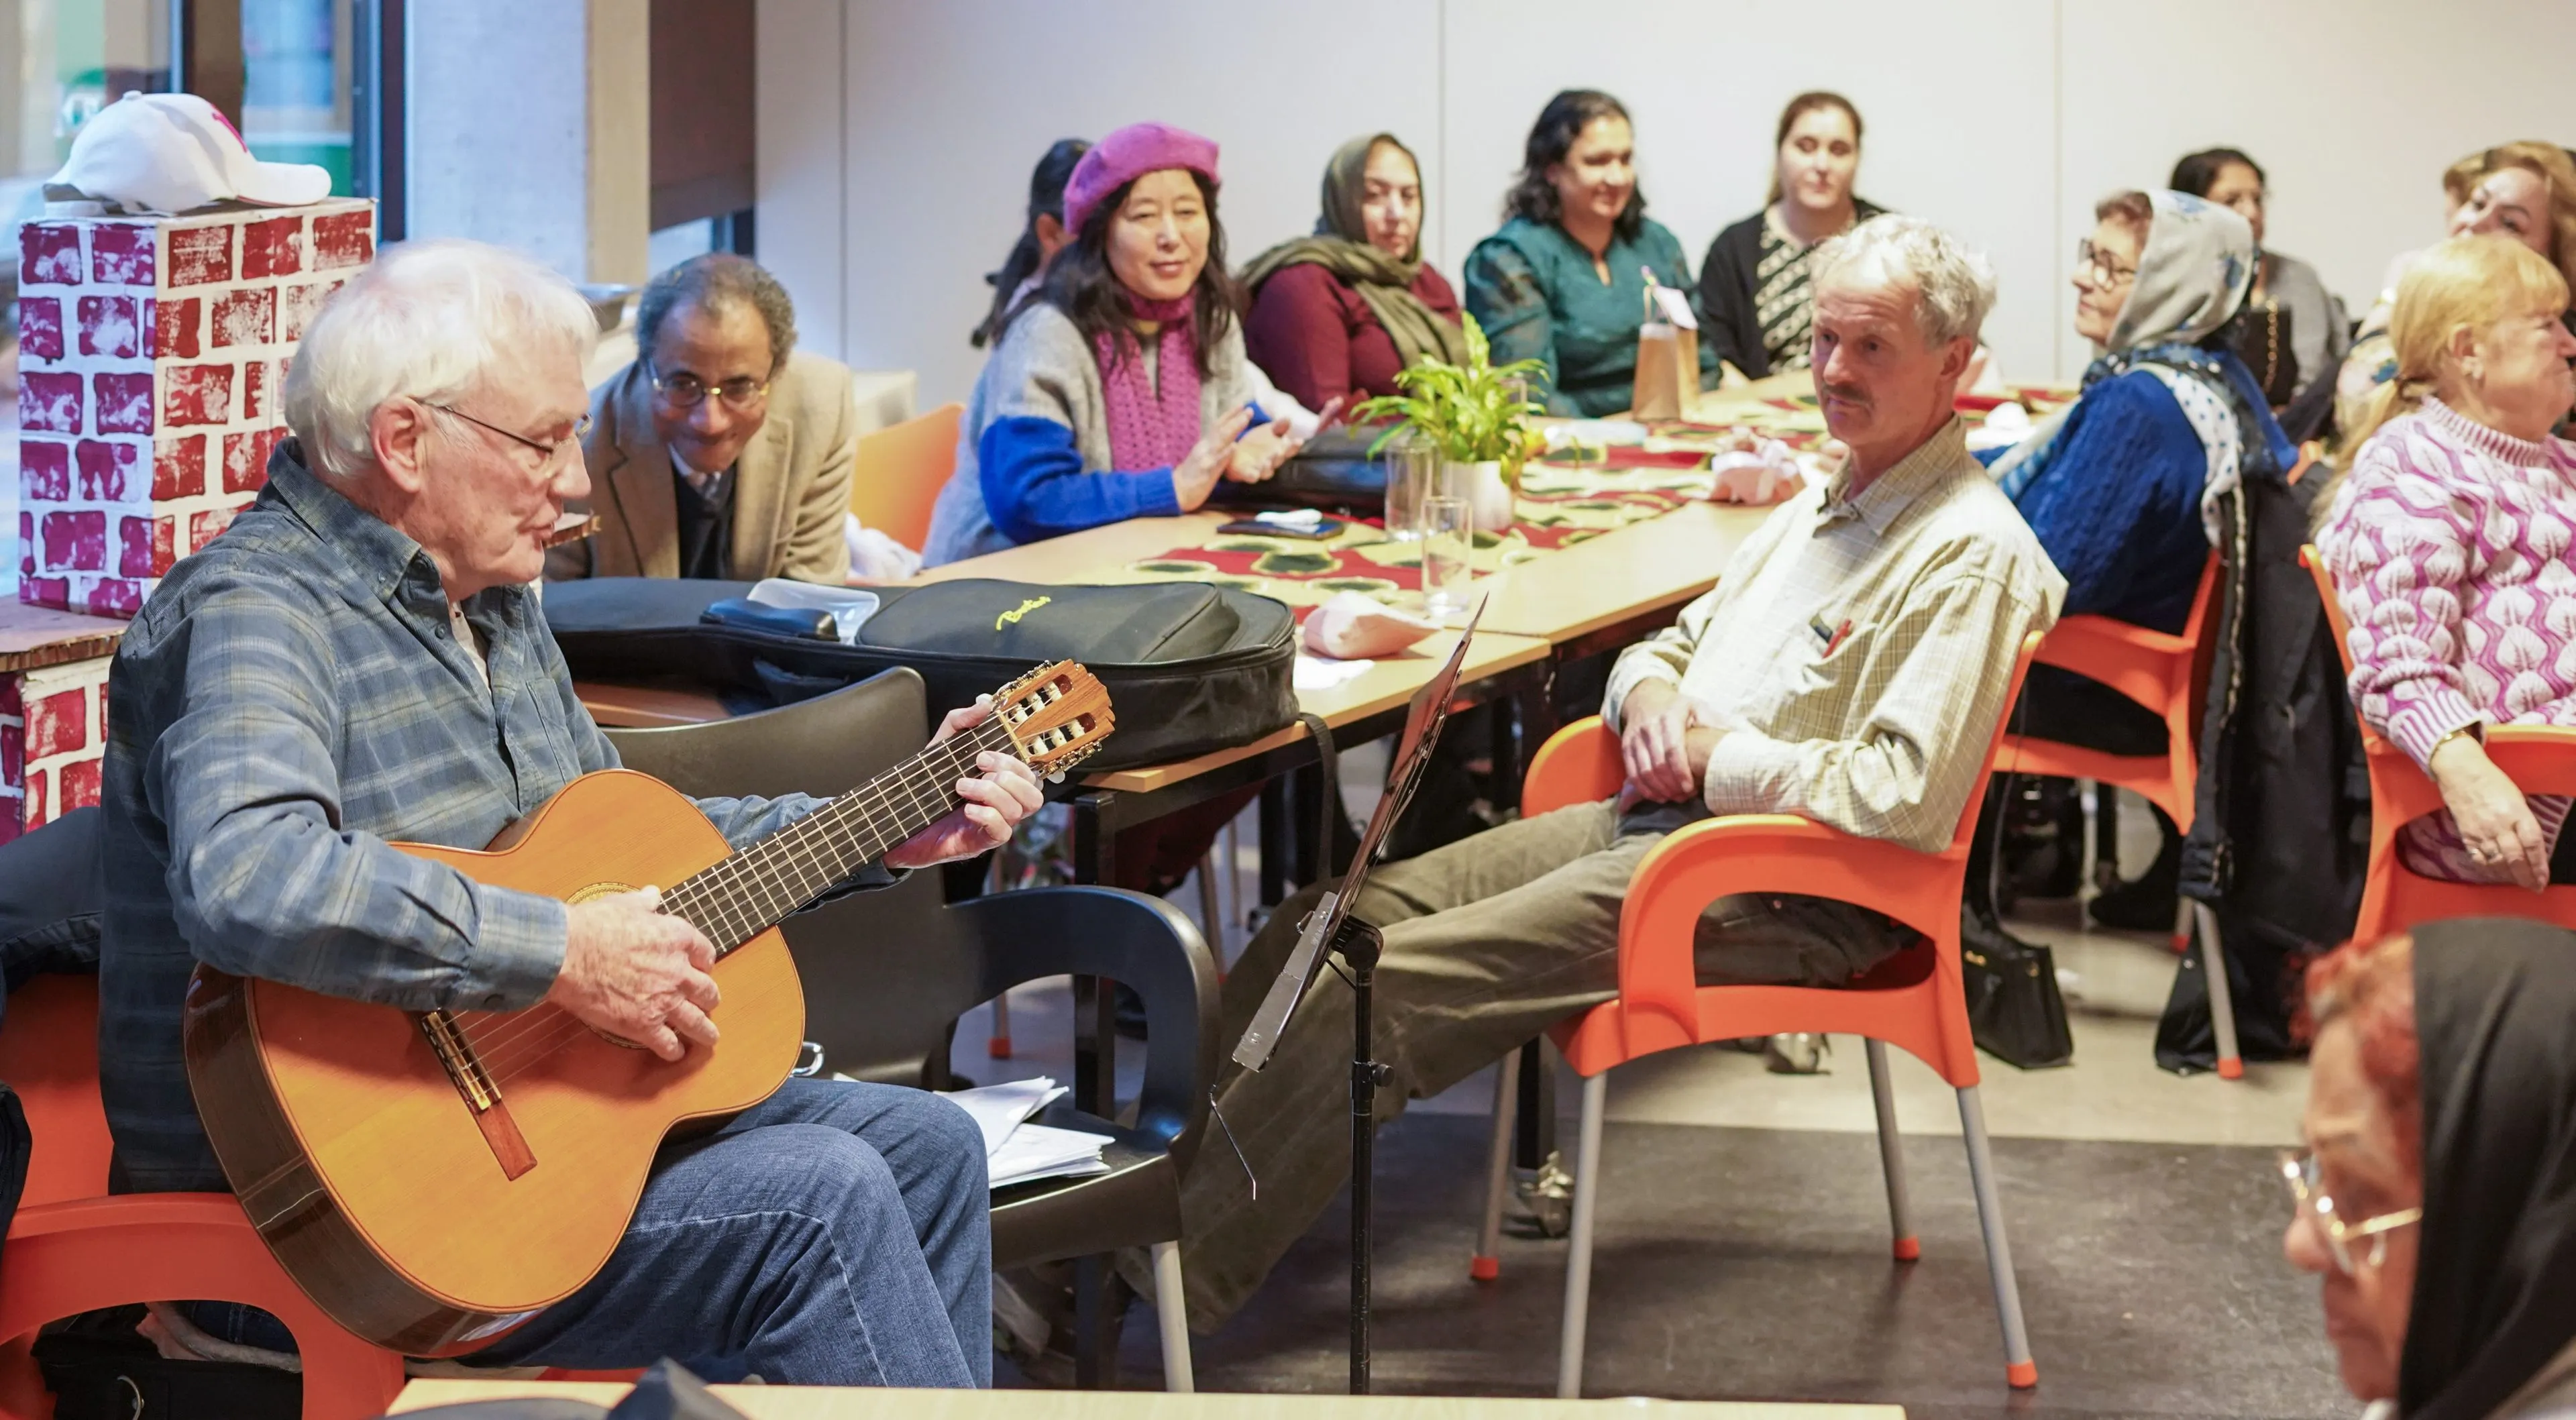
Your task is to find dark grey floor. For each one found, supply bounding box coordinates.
[1075,1114,2350,1419]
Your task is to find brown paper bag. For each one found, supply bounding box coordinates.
[1629,321,1698,420]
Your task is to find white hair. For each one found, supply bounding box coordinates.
[283,238,599,480]
[1811,214,1998,348]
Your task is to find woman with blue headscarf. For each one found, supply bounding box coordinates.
[1983,188,2296,924]
[1992,188,2296,631]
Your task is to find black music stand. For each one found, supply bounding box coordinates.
[1230,598,1485,1393]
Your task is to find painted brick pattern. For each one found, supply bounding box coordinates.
[0,653,112,845]
[15,198,374,616]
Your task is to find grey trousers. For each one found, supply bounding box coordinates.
[1171,799,1916,1333]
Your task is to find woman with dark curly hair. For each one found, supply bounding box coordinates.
[1462,89,1711,416]
[925,123,1315,564]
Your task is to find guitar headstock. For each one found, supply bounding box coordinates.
[991,661,1116,777]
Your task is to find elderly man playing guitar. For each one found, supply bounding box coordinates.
[97,239,1041,1386]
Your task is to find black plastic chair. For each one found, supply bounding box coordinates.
[602,667,1220,1391]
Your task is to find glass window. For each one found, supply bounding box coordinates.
[2,1,173,600]
[239,0,353,196]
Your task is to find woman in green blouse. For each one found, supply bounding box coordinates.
[1464,89,1713,417]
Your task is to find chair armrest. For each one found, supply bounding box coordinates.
[0,1197,408,1411]
[947,887,1220,1171]
[1525,716,1624,817]
[1613,814,1962,1042]
[2027,614,2188,714]
[2476,724,2576,800]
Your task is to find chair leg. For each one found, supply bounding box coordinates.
[2195,901,2244,1080]
[987,990,1013,1058]
[1195,851,1223,956]
[1955,1085,2039,1389]
[1472,1045,1522,1280]
[2169,894,2193,956]
[1150,1240,1195,1394]
[1864,1039,1918,1261]
[2078,779,2100,893]
[1556,1071,1609,1400]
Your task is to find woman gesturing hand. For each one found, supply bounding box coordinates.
[1171,405,1260,511]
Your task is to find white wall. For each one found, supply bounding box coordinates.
[770,0,2576,408]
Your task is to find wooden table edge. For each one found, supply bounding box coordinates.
[1079,631,1553,795]
[390,1378,1908,1417]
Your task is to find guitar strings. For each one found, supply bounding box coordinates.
[470,722,1009,1080]
[663,718,1014,946]
[462,708,1065,1083]
[458,718,1014,1064]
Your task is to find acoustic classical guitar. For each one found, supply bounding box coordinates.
[183,661,1113,1354]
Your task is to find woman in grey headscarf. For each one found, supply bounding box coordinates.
[1241,133,1468,411]
[1984,188,2298,926]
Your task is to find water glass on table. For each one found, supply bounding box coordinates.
[1419,495,1472,617]
[1385,437,1437,541]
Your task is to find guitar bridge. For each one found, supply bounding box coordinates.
[419,1009,538,1179]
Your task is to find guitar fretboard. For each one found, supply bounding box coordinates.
[657,716,1020,952]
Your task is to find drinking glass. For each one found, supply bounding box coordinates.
[1385,435,1438,541]
[1419,496,1472,616]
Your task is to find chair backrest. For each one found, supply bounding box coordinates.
[2304,544,2359,679]
[604,668,975,1084]
[1960,630,2049,855]
[0,974,111,1207]
[847,403,964,553]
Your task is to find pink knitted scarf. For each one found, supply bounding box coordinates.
[1094,292,1202,473]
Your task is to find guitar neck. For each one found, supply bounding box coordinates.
[657,717,1019,953]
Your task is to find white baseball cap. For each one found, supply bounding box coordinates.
[46,91,332,216]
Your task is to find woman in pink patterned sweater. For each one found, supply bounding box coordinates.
[2318,233,2576,888]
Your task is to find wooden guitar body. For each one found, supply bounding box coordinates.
[184,770,804,1354]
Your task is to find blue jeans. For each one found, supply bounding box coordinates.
[462,1077,991,1386]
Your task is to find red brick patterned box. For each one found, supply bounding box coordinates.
[0,653,113,844]
[17,197,376,616]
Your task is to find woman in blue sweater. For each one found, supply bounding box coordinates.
[1987,188,2294,923]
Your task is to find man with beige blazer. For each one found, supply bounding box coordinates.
[548,254,855,584]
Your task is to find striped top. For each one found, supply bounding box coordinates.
[1752,207,1829,372]
[2318,397,2576,882]
[1603,418,2065,852]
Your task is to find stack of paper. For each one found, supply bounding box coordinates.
[944,1077,1114,1189]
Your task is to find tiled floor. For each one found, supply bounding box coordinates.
[958,787,2338,1415]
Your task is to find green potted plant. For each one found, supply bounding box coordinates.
[1351,313,1545,531]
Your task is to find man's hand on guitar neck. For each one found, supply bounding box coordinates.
[883,696,1046,871]
[550,887,722,1062]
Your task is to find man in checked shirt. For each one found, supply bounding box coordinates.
[1167,215,2067,1334]
[97,240,1039,1385]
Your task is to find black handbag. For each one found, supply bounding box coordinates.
[545,577,1298,771]
[1959,906,2074,1069]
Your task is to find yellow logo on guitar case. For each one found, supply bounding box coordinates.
[994,595,1052,631]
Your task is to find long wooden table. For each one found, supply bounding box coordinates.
[390,1378,1904,1419]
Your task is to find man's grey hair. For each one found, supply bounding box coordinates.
[635,253,798,376]
[1811,214,1998,348]
[283,239,598,481]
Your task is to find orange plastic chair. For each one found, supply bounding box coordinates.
[846,402,964,557]
[1485,632,2045,1398]
[2303,545,2576,942]
[1994,441,2318,1081]
[0,975,406,1420]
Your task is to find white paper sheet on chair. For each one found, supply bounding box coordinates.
[988,1123,1116,1189]
[943,1077,1114,1189]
